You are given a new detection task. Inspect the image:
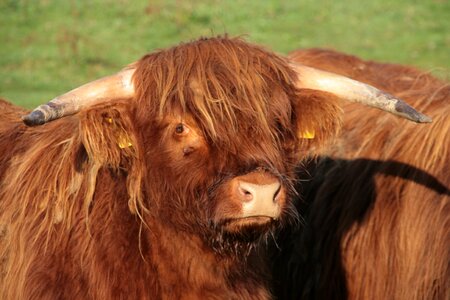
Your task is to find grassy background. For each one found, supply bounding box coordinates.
[1,0,449,108]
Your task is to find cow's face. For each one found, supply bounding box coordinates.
[143,93,297,238]
[137,81,307,252]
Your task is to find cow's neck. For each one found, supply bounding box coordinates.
[146,217,272,300]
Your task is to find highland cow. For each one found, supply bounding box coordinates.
[0,37,430,299]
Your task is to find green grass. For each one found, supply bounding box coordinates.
[1,0,449,108]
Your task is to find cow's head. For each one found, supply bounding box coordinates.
[22,37,430,253]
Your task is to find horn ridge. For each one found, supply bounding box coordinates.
[22,67,136,126]
[290,63,432,123]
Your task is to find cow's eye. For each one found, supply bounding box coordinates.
[175,123,189,135]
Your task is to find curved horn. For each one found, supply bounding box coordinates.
[291,63,432,123]
[22,67,136,126]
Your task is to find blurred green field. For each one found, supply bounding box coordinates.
[1,0,449,108]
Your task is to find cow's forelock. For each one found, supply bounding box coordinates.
[134,36,298,147]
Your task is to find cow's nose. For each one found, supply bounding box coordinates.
[234,172,285,219]
[237,181,281,203]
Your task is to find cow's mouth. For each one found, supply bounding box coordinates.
[221,215,276,233]
[207,216,278,256]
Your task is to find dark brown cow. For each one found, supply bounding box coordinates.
[0,37,430,299]
[273,49,449,300]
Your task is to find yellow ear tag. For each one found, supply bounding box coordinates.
[117,135,133,149]
[105,117,133,148]
[300,129,315,139]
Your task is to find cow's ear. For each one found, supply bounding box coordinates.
[77,103,144,214]
[78,103,139,167]
[293,89,342,155]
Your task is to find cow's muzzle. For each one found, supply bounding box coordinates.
[235,172,284,219]
[214,169,287,232]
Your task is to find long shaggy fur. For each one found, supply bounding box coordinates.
[273,49,449,300]
[4,37,441,300]
[0,37,342,299]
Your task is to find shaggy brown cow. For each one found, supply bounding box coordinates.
[273,49,449,300]
[0,37,430,299]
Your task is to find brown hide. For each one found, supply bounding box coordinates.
[273,49,449,300]
[0,37,342,299]
[1,38,443,299]
[0,100,28,183]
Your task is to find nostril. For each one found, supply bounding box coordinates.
[238,185,254,202]
[273,185,282,202]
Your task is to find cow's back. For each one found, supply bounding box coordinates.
[274,50,449,300]
[0,99,27,283]
[0,99,28,181]
[0,98,27,129]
